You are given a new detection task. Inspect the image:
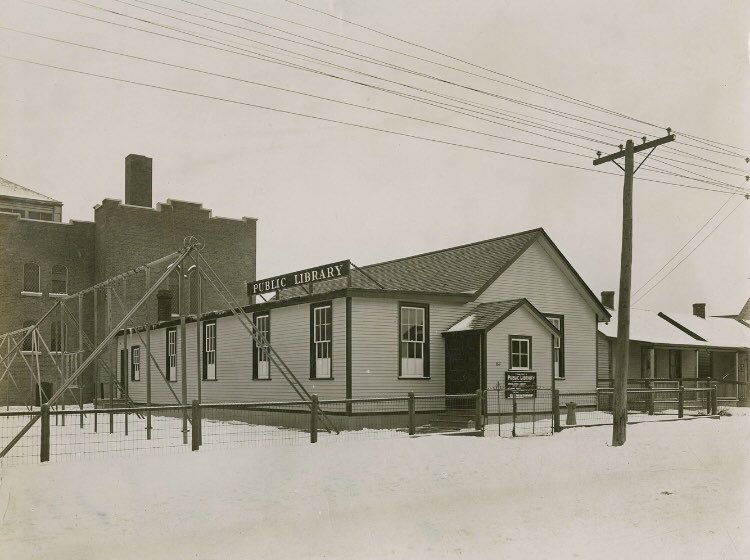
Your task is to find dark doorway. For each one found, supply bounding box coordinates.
[34,382,53,406]
[120,349,128,398]
[445,332,482,395]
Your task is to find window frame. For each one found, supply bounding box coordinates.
[50,321,67,354]
[166,327,177,382]
[50,264,68,296]
[202,320,217,381]
[310,301,333,380]
[509,335,533,371]
[21,321,38,353]
[22,262,41,295]
[253,313,271,380]
[545,314,565,379]
[398,302,430,379]
[131,345,141,382]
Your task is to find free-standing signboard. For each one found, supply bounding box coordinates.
[504,371,537,398]
[247,260,350,297]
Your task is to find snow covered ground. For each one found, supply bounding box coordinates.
[1,412,748,559]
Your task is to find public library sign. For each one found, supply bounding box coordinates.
[248,260,350,296]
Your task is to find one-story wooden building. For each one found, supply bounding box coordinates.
[597,298,750,404]
[116,228,610,405]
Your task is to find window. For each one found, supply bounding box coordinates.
[169,267,181,318]
[188,267,201,316]
[23,262,40,293]
[166,328,177,381]
[669,349,682,379]
[399,304,429,378]
[131,346,140,381]
[545,315,564,378]
[21,321,37,352]
[310,302,332,379]
[202,321,217,380]
[50,265,68,295]
[253,313,270,380]
[27,211,52,221]
[50,321,66,353]
[510,336,532,370]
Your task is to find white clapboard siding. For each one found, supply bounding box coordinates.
[118,299,347,404]
[485,305,554,391]
[596,332,610,380]
[475,239,598,392]
[350,297,466,398]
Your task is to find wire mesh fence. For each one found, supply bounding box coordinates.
[0,386,721,464]
[486,387,553,437]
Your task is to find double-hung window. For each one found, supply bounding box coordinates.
[166,328,177,382]
[50,265,68,295]
[253,313,270,380]
[510,336,532,370]
[131,346,140,381]
[545,314,564,378]
[310,303,332,379]
[400,304,429,378]
[203,321,217,380]
[23,262,40,294]
[21,321,37,352]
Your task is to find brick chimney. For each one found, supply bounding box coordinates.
[601,291,615,310]
[157,290,173,322]
[692,303,706,319]
[125,154,152,207]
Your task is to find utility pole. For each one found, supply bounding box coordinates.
[594,131,675,447]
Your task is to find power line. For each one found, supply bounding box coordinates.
[632,194,737,299]
[0,25,603,161]
[2,53,742,197]
[284,0,750,156]
[29,0,630,152]
[632,196,747,304]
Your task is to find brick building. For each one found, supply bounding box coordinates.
[0,155,256,405]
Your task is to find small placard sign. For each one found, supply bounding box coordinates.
[505,371,537,398]
[248,260,350,296]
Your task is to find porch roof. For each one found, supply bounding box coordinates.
[444,298,560,336]
[599,308,750,349]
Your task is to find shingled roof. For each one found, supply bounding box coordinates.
[0,176,61,204]
[276,228,540,299]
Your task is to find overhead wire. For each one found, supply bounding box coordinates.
[284,0,750,157]
[14,0,749,195]
[632,196,747,304]
[1,54,744,198]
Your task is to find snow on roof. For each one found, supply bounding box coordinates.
[600,308,750,349]
[661,312,750,349]
[0,176,61,204]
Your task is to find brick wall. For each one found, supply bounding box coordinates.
[0,214,96,404]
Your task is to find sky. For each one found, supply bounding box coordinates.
[1,0,748,316]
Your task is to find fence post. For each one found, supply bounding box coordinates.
[706,385,712,415]
[40,404,50,463]
[552,389,561,433]
[646,379,654,415]
[474,389,483,432]
[310,394,318,444]
[124,411,128,436]
[710,382,718,415]
[677,385,684,418]
[192,400,201,451]
[511,392,517,437]
[408,392,416,435]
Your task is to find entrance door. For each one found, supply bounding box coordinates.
[445,332,481,395]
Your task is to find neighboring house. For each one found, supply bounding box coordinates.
[117,228,610,407]
[0,155,256,406]
[597,295,750,404]
[0,176,62,222]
